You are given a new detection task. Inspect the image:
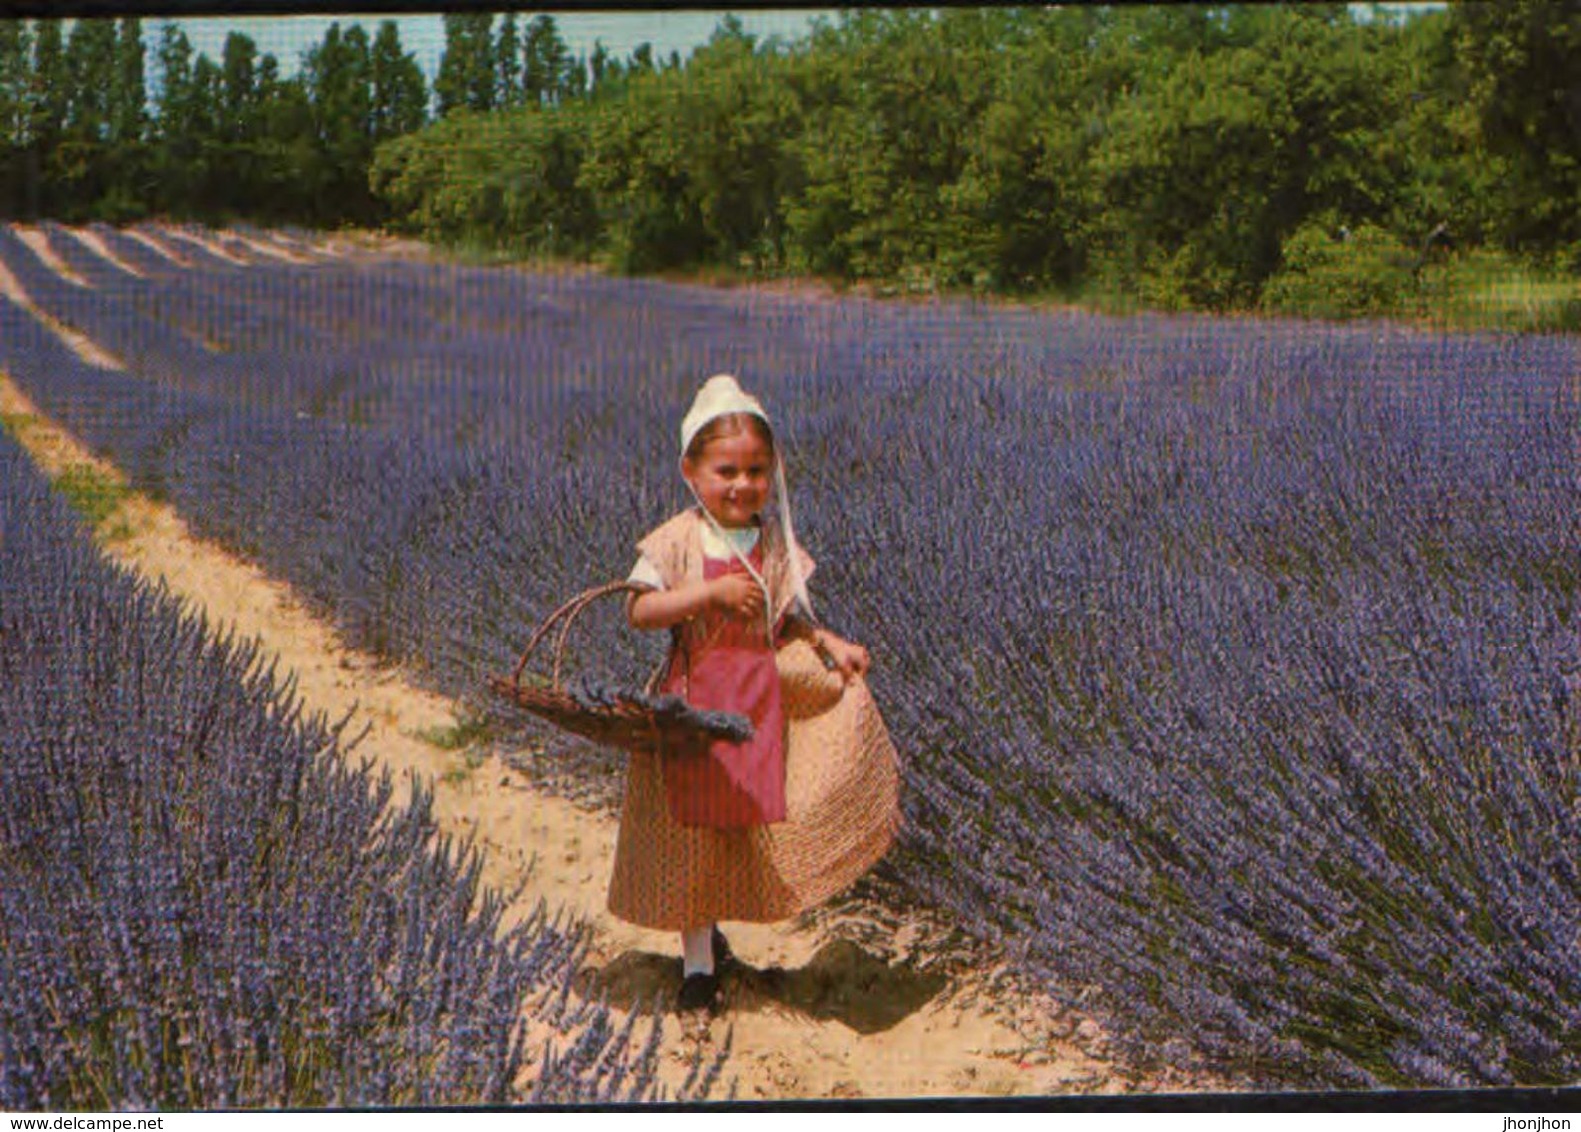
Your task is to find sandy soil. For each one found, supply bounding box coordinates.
[151,223,253,267]
[223,231,315,265]
[0,245,122,369]
[13,224,90,287]
[61,226,146,277]
[121,226,193,267]
[0,226,1218,1101]
[316,229,435,261]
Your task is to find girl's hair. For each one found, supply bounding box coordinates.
[683,412,775,464]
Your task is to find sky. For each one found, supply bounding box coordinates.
[169,11,832,77]
[154,5,1440,83]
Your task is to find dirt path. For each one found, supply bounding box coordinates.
[150,223,253,267]
[13,224,91,286]
[0,251,122,370]
[63,226,145,277]
[0,229,1166,1100]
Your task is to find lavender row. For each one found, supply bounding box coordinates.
[0,433,716,1108]
[3,230,1578,1086]
[3,226,593,434]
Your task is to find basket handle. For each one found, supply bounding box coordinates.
[510,580,650,694]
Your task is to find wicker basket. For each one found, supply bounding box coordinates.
[487,580,748,754]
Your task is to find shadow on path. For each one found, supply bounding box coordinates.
[578,939,948,1035]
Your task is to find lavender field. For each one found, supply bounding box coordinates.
[0,419,722,1107]
[2,223,1577,1091]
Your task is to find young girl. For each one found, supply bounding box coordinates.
[609,374,902,1016]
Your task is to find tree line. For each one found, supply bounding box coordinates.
[370,3,1581,316]
[1,5,1577,316]
[0,13,646,226]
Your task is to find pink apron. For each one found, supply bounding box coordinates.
[659,544,786,827]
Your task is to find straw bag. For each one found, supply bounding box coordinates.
[487,580,753,753]
[775,636,847,719]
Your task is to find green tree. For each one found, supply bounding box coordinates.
[51,19,116,215]
[64,20,115,140]
[251,59,317,222]
[1086,7,1408,309]
[561,53,587,102]
[221,32,258,134]
[152,22,201,213]
[1454,0,1581,260]
[371,100,599,256]
[204,32,263,214]
[111,18,147,145]
[1366,8,1485,251]
[929,8,1104,292]
[371,20,427,142]
[785,11,1001,286]
[576,19,802,273]
[29,20,68,214]
[189,52,225,212]
[304,21,375,223]
[495,13,521,108]
[0,20,31,214]
[522,15,568,107]
[435,13,494,116]
[103,18,150,218]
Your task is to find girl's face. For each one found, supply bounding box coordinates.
[683,428,773,529]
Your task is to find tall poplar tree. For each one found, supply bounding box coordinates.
[65,20,116,139]
[29,21,67,215]
[221,31,258,142]
[111,19,146,144]
[253,55,316,221]
[371,20,427,142]
[104,18,149,217]
[0,20,30,211]
[496,13,521,108]
[522,15,568,107]
[152,21,197,211]
[305,21,374,222]
[435,13,494,115]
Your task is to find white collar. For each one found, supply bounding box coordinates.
[700,519,760,559]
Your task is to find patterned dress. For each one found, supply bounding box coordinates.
[606,508,902,930]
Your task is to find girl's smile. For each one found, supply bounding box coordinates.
[683,430,773,528]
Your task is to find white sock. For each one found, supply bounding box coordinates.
[681,923,715,977]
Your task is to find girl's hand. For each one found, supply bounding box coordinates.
[817,631,871,684]
[710,571,765,622]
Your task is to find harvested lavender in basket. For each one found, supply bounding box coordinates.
[564,676,754,743]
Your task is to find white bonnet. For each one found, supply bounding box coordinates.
[680,373,771,457]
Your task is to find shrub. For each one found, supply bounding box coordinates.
[1261,222,1419,320]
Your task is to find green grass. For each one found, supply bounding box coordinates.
[1,411,36,439]
[51,464,129,530]
[415,715,494,752]
[1421,253,1581,334]
[417,716,496,787]
[440,750,488,787]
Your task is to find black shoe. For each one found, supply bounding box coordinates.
[676,972,720,1014]
[711,926,734,968]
